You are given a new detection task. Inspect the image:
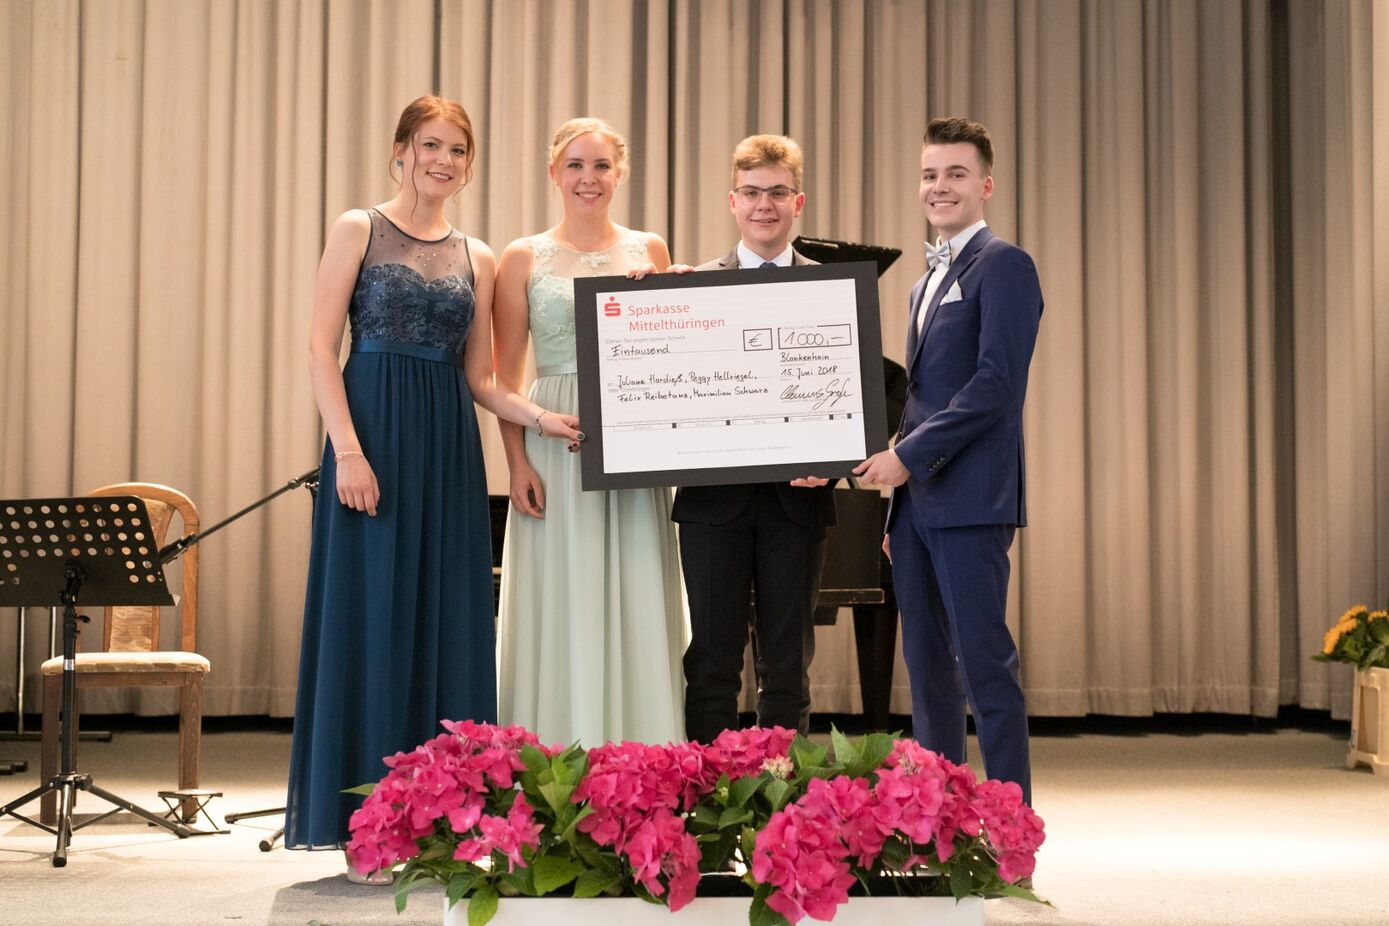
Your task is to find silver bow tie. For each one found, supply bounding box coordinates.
[926,240,952,272]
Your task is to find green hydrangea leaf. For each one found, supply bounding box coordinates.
[790,739,827,771]
[749,883,790,926]
[467,885,499,926]
[531,853,585,895]
[830,727,862,770]
[519,743,550,775]
[446,870,483,908]
[539,780,574,815]
[572,866,623,898]
[729,774,765,808]
[718,807,753,829]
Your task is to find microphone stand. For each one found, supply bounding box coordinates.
[156,467,320,851]
[207,467,319,852]
[159,467,320,565]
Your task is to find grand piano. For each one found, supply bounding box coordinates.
[489,236,908,730]
[808,475,903,731]
[795,235,907,731]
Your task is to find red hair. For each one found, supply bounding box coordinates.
[391,95,477,187]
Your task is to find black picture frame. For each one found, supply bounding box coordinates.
[573,261,888,490]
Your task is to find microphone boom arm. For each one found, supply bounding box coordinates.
[158,467,320,565]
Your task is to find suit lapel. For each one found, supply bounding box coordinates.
[908,227,994,372]
[718,248,739,270]
[904,275,928,366]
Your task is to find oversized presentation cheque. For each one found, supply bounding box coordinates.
[574,261,888,490]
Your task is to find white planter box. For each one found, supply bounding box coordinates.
[445,894,984,925]
[1348,666,1389,777]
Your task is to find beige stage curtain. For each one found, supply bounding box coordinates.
[1,0,326,716]
[1,0,1385,721]
[1286,0,1389,715]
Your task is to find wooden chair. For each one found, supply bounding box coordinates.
[39,483,210,824]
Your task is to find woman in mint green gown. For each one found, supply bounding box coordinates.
[493,118,686,747]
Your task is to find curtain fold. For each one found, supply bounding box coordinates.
[1286,0,1389,716]
[0,0,1384,721]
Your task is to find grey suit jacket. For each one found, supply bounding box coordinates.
[694,245,816,273]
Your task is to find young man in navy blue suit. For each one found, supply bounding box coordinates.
[855,118,1043,804]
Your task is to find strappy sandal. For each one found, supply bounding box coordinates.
[345,864,394,886]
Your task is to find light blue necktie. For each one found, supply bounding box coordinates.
[925,239,951,272]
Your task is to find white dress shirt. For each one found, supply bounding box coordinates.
[737,242,794,269]
[916,219,987,336]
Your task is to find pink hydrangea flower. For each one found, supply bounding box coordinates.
[930,759,982,862]
[871,744,948,847]
[706,726,796,780]
[974,779,1045,883]
[801,777,888,868]
[464,794,543,872]
[752,802,857,923]
[345,720,549,876]
[622,812,703,910]
[572,739,718,906]
[345,788,418,874]
[349,720,1046,912]
[750,738,1046,920]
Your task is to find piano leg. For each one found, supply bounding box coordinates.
[852,603,898,732]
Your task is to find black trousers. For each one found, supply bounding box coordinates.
[680,485,827,743]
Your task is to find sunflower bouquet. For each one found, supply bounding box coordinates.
[1315,602,1389,670]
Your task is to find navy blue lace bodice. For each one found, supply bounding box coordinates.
[350,209,476,355]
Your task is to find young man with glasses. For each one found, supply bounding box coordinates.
[674,135,837,744]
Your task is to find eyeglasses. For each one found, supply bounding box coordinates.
[733,185,799,205]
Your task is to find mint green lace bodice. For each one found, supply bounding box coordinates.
[525,227,651,376]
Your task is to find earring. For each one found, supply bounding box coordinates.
[395,159,404,168]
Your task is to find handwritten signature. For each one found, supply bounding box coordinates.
[779,377,855,412]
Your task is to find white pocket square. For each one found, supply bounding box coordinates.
[940,281,963,304]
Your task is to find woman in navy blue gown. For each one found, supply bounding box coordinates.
[285,96,581,869]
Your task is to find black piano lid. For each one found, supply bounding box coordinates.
[792,235,902,278]
[791,235,908,425]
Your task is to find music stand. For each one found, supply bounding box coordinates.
[0,496,193,866]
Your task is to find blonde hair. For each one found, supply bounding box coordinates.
[731,134,804,190]
[549,117,630,177]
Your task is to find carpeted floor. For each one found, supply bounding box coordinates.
[0,717,1385,925]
